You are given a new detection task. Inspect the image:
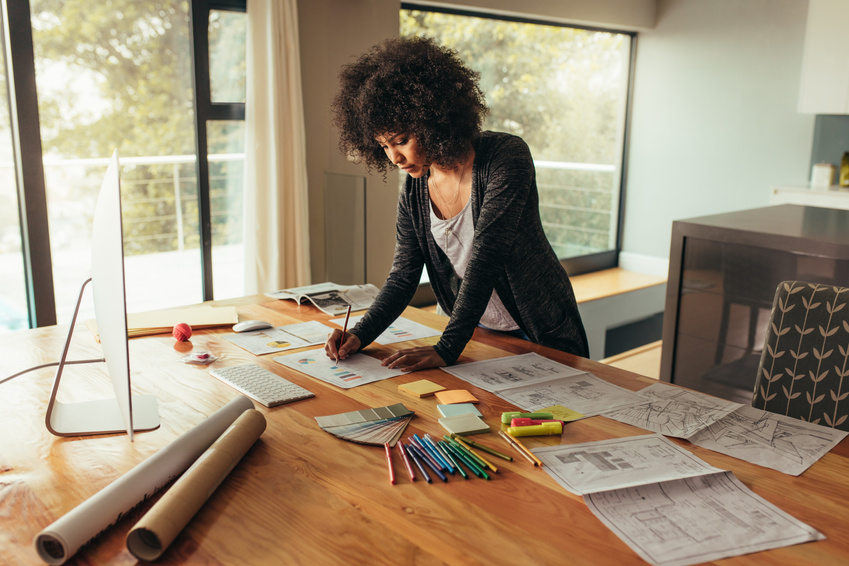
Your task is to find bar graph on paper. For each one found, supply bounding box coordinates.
[274,348,405,389]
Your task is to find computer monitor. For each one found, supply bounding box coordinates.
[45,150,159,440]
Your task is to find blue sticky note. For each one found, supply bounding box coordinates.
[437,403,482,418]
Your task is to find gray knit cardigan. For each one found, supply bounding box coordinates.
[349,131,589,365]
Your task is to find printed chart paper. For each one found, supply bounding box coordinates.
[585,471,824,566]
[273,348,404,389]
[534,435,724,495]
[330,314,442,345]
[224,321,331,355]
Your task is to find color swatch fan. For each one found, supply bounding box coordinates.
[315,403,414,446]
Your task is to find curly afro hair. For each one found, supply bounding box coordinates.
[331,36,489,175]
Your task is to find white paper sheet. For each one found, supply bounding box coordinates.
[603,381,742,438]
[584,471,824,566]
[687,404,848,476]
[441,352,641,416]
[223,321,331,355]
[330,314,441,345]
[533,435,724,495]
[273,348,404,389]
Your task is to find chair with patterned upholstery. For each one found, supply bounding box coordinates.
[752,280,849,431]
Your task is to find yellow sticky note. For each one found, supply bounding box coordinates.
[540,404,585,423]
[398,379,445,398]
[434,389,479,405]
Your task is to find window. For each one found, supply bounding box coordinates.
[0,0,245,331]
[401,5,633,275]
[0,18,28,332]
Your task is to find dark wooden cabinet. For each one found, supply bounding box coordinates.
[660,204,849,403]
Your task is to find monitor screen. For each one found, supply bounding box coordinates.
[45,150,158,439]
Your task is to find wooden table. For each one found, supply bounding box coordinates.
[2,297,848,565]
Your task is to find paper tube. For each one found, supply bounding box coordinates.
[126,409,267,560]
[33,395,254,565]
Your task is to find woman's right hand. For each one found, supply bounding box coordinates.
[324,329,361,362]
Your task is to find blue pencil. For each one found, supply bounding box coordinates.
[408,443,447,482]
[404,442,431,483]
[424,434,455,473]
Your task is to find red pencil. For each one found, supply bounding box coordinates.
[384,442,396,485]
[397,441,416,481]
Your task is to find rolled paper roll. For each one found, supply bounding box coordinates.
[33,396,255,565]
[126,409,267,561]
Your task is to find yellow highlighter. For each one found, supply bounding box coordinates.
[507,421,563,437]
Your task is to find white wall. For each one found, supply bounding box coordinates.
[624,0,815,260]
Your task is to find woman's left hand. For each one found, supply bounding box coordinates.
[381,346,446,372]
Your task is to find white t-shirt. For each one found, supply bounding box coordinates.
[429,198,519,331]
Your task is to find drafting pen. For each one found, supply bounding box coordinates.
[451,436,498,474]
[397,442,416,482]
[408,443,447,482]
[498,430,537,466]
[423,434,455,473]
[437,441,468,479]
[336,305,352,363]
[384,442,396,485]
[405,442,431,483]
[451,434,513,462]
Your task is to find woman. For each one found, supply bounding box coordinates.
[325,36,588,371]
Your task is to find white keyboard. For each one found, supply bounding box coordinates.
[209,363,315,407]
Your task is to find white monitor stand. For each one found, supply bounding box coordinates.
[45,150,159,440]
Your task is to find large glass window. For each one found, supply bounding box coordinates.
[401,6,633,273]
[0,27,28,333]
[2,0,245,329]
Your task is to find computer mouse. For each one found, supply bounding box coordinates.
[232,320,274,333]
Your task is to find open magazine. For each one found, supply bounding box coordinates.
[265,282,380,316]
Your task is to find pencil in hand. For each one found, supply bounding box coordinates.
[336,305,352,363]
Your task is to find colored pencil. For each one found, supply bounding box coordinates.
[452,435,498,474]
[437,441,468,479]
[451,434,513,461]
[408,443,447,482]
[397,442,416,482]
[405,442,431,483]
[498,430,537,466]
[384,442,395,484]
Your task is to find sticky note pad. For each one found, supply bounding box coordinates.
[438,413,490,435]
[398,379,445,398]
[437,403,482,418]
[540,404,585,423]
[434,389,479,405]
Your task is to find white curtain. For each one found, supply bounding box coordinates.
[244,0,311,294]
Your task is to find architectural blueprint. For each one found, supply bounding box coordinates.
[534,435,723,495]
[585,471,824,566]
[687,404,848,476]
[603,382,742,437]
[440,352,586,391]
[442,353,640,416]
